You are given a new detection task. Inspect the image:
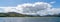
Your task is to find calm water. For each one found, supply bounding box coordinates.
[0,17,60,22]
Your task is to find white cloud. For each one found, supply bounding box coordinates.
[37,8,60,16]
[0,7,16,13]
[16,2,52,15]
[0,2,60,16]
[50,1,56,4]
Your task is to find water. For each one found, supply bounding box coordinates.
[0,17,60,22]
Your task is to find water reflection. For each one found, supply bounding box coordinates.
[0,17,60,22]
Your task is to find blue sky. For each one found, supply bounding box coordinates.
[0,0,60,8]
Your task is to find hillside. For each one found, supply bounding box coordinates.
[0,12,60,17]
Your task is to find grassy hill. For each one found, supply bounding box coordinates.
[0,12,60,17]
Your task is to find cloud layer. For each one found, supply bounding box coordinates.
[0,2,60,16]
[16,2,52,16]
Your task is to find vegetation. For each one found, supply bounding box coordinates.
[0,12,36,17]
[0,12,60,17]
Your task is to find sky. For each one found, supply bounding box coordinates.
[0,0,60,15]
[0,0,60,8]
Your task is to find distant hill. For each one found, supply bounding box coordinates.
[0,12,60,17]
